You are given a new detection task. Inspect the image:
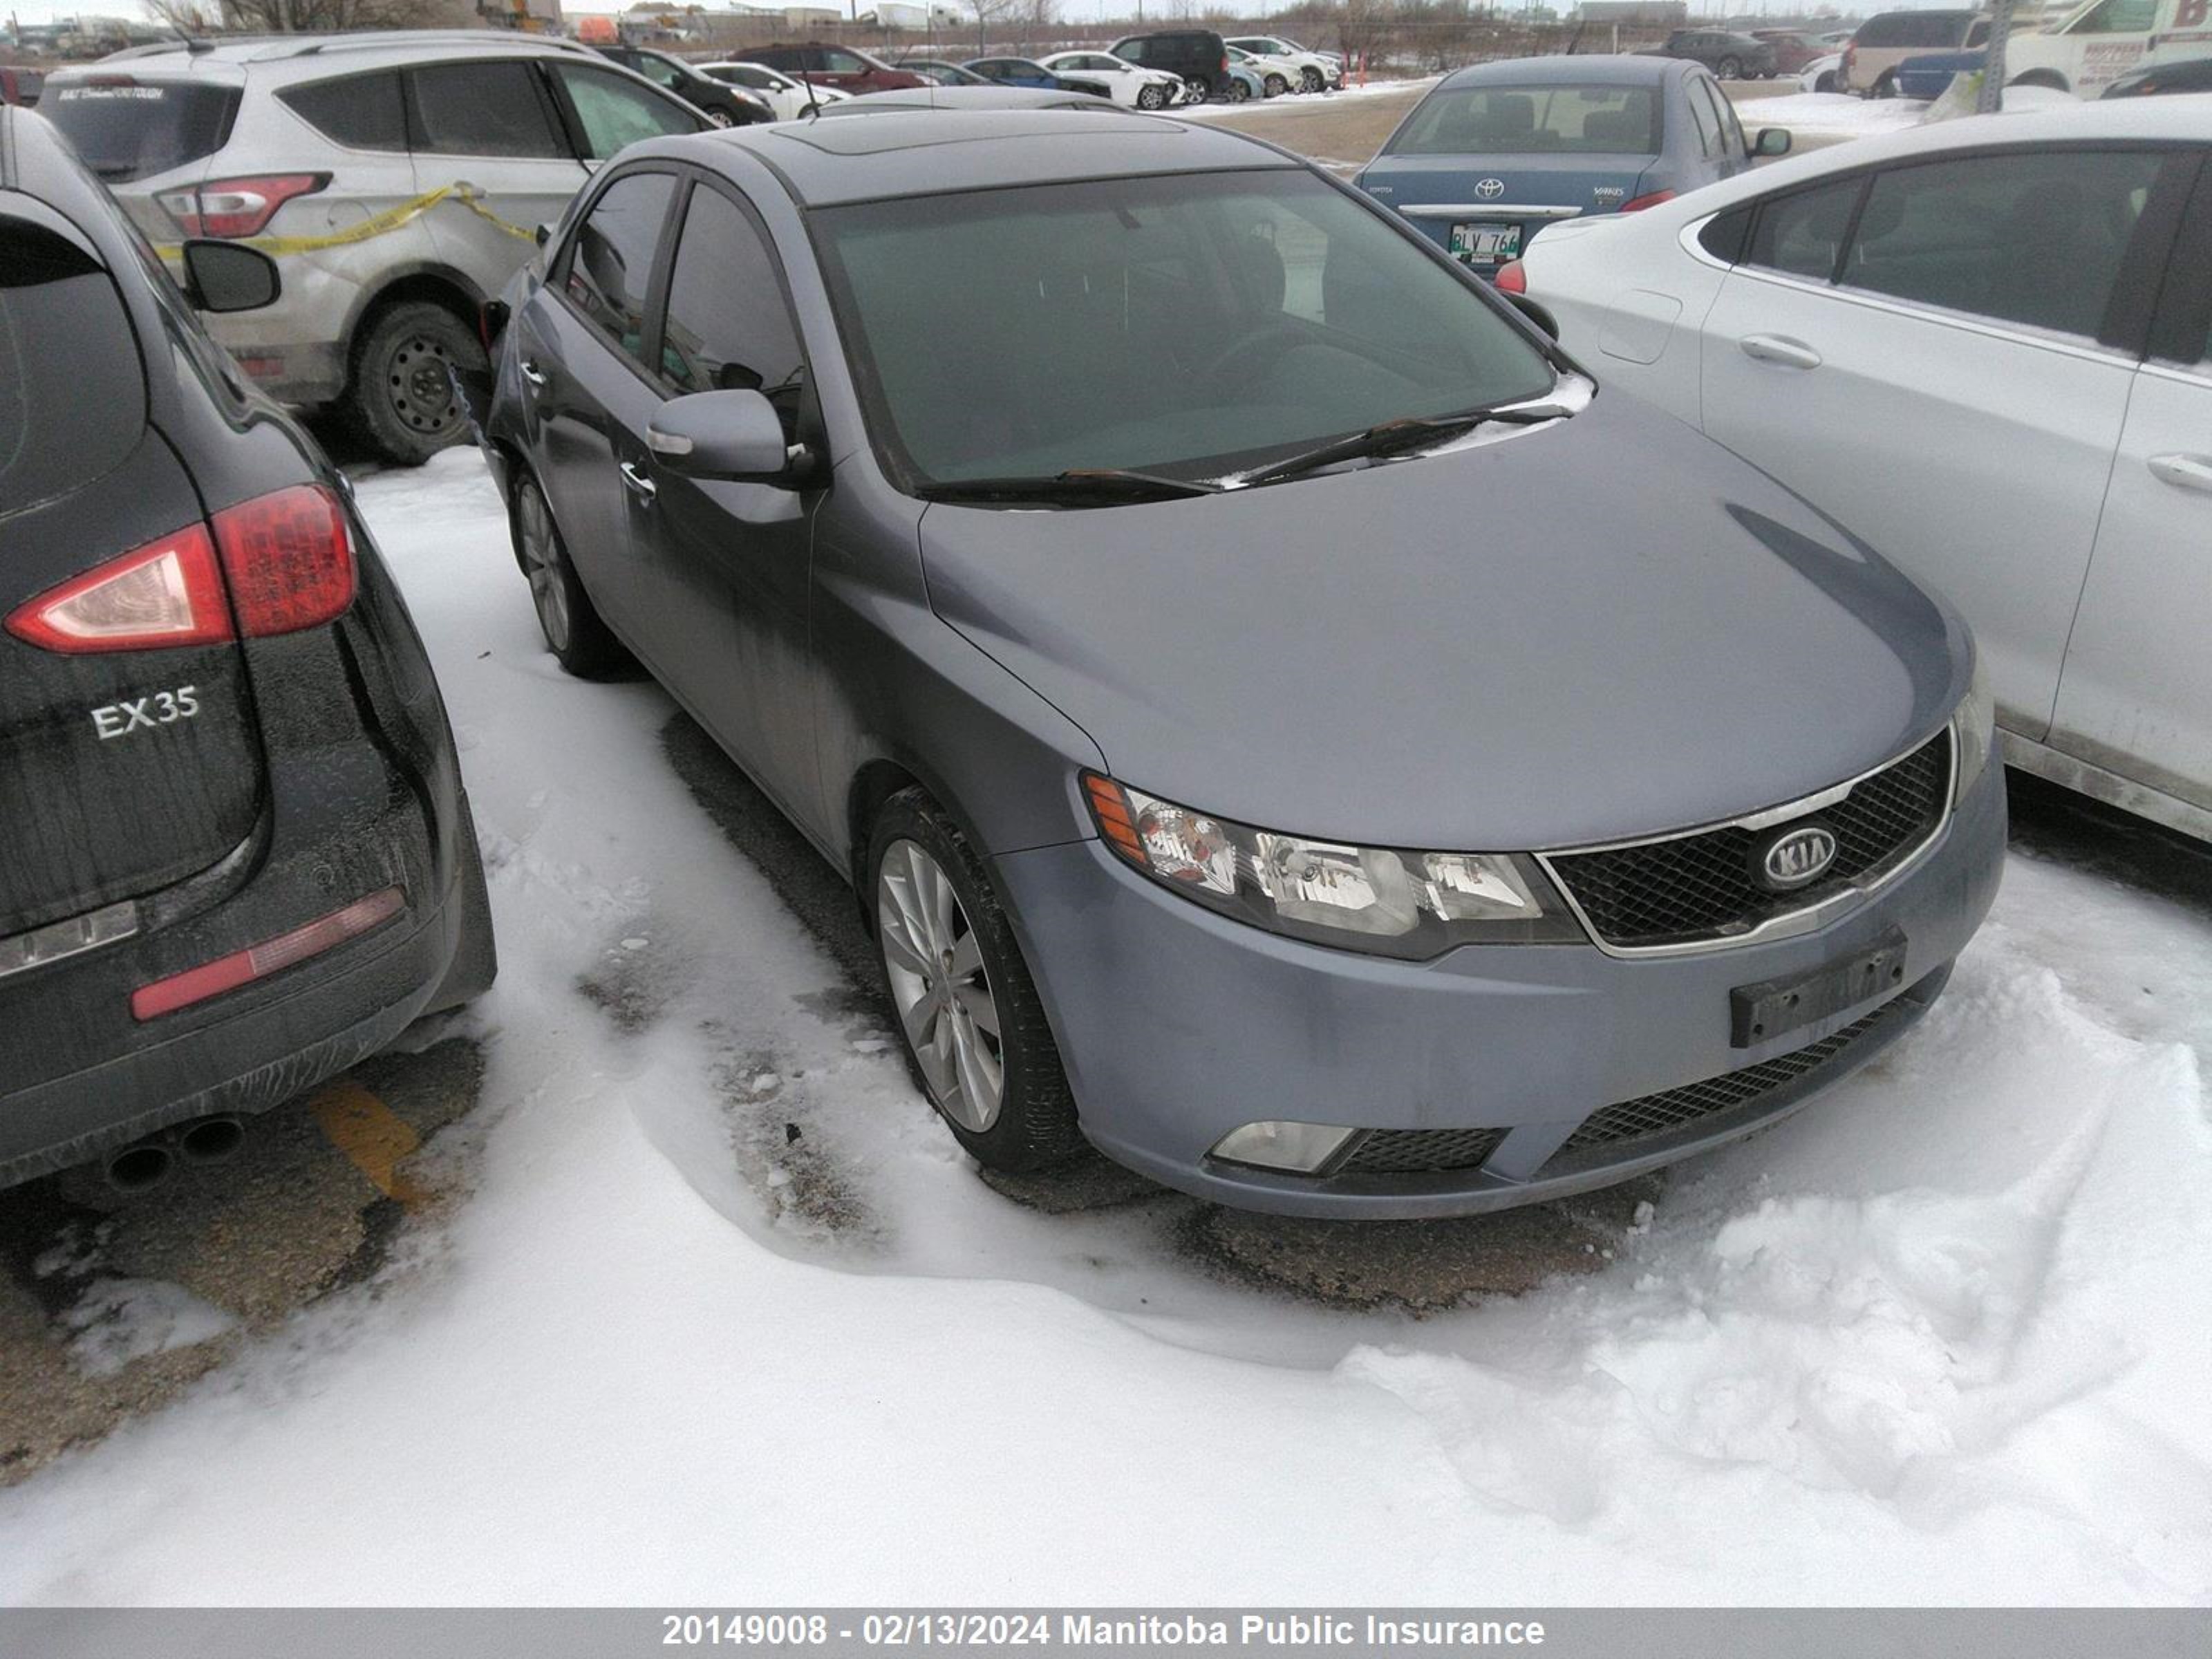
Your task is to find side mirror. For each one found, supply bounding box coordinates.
[180,239,280,314]
[646,388,796,482]
[535,222,554,247]
[1753,126,1792,158]
[1500,289,1559,341]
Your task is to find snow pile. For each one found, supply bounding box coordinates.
[0,451,2207,1604]
[1735,91,1931,139]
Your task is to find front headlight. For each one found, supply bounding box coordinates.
[1953,650,1996,803]
[1081,773,1582,957]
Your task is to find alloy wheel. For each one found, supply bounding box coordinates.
[707,107,735,127]
[878,838,1003,1134]
[516,486,572,653]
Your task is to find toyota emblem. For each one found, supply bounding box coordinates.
[1474,177,1507,200]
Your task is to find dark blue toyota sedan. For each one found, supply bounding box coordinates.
[1355,55,1792,277]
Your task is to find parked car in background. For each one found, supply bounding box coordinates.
[1038,50,1183,109]
[1752,30,1832,74]
[2001,0,2211,95]
[893,58,991,87]
[1,104,495,1197]
[1358,57,1788,277]
[40,31,704,464]
[965,56,1111,98]
[1226,35,1341,92]
[1798,50,1844,92]
[1843,10,1987,97]
[1,64,42,106]
[2102,54,2212,96]
[1220,57,1266,102]
[1509,100,2212,842]
[1894,48,1981,100]
[485,106,2002,1219]
[747,43,929,93]
[1226,44,1301,97]
[593,44,774,126]
[1644,29,1779,78]
[1110,29,1235,102]
[699,59,854,119]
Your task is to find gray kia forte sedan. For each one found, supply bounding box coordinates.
[483,109,2005,1219]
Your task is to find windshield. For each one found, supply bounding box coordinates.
[43,78,238,181]
[813,169,1556,489]
[1386,84,1660,157]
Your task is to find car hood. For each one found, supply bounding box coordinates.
[917,395,1967,851]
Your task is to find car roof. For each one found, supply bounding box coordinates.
[635,108,1293,206]
[813,86,1122,116]
[1440,53,1686,89]
[48,28,596,79]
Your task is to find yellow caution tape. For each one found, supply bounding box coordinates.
[155,180,537,261]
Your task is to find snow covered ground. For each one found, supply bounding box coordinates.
[2,451,2209,1604]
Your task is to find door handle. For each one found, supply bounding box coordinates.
[2148,453,2212,495]
[619,460,657,503]
[518,359,547,388]
[1739,334,1824,371]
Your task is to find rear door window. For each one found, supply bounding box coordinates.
[41,79,238,182]
[1839,149,2165,338]
[0,217,144,518]
[408,61,566,158]
[559,170,677,367]
[1746,176,1864,281]
[279,71,406,151]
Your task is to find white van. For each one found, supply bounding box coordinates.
[2005,0,2212,95]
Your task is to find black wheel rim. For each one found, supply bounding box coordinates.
[386,332,461,437]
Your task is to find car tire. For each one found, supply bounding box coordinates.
[1301,66,1326,92]
[1815,70,1838,92]
[1872,71,1897,97]
[1184,82,1208,104]
[510,473,630,679]
[348,300,486,467]
[868,789,1084,1176]
[1136,82,1167,109]
[705,106,735,127]
[1264,73,1288,96]
[1716,55,1742,78]
[1226,77,1250,101]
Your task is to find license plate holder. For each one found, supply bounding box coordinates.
[1730,928,1907,1049]
[1449,221,1522,265]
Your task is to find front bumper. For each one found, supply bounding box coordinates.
[993,754,2005,1218]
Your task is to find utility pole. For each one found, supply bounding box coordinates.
[1976,0,2015,111]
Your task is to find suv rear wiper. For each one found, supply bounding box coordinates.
[916,469,1223,506]
[1224,403,1575,491]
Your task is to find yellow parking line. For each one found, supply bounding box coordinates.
[310,1081,429,1210]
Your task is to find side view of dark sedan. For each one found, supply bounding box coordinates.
[1356,56,1789,276]
[964,56,1113,99]
[1646,28,1780,79]
[1,107,495,1196]
[485,109,2000,1219]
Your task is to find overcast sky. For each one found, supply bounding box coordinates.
[4,0,1953,35]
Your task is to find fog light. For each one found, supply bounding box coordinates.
[1210,1120,1356,1174]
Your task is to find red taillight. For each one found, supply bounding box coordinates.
[1494,259,1528,294]
[1620,189,1677,213]
[156,173,327,238]
[3,527,232,653]
[5,485,352,655]
[213,484,355,637]
[131,888,405,1020]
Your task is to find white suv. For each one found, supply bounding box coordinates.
[41,31,703,462]
[1224,36,1343,93]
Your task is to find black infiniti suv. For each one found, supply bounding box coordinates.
[1,106,494,1194]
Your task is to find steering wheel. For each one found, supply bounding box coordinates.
[1192,321,1313,391]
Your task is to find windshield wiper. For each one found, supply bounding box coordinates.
[916,469,1224,507]
[1224,403,1575,491]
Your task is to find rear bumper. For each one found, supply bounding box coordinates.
[0,865,471,1185]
